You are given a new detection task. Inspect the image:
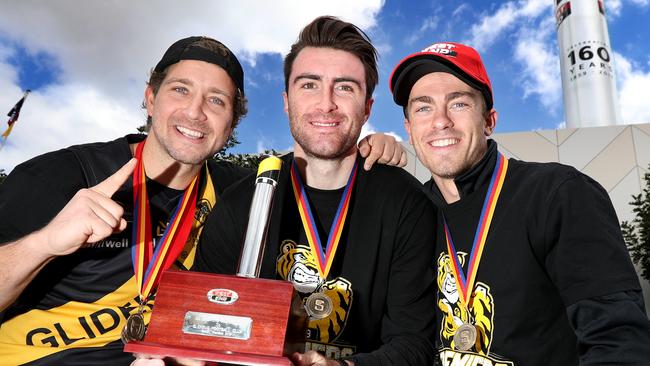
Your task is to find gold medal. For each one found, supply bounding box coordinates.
[121,310,146,343]
[304,292,333,319]
[453,323,477,351]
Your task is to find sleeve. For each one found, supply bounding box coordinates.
[543,171,641,305]
[542,171,650,362]
[193,187,247,275]
[567,290,650,365]
[349,189,437,366]
[0,152,85,244]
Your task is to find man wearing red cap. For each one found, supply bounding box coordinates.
[390,42,650,365]
[0,36,403,365]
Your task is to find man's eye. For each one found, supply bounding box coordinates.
[415,106,431,113]
[336,84,353,92]
[301,82,316,89]
[173,86,188,94]
[208,97,224,106]
[450,102,468,110]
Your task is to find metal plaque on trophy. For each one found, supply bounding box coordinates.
[125,156,307,365]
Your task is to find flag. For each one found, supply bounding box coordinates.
[1,90,31,148]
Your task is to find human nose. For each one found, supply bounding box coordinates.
[184,94,207,121]
[317,88,337,112]
[431,108,453,130]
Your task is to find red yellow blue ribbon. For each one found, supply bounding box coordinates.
[444,153,508,308]
[290,159,358,279]
[131,140,200,302]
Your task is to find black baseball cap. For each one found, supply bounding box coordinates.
[154,36,245,94]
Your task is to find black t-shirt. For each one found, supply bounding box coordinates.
[0,135,251,365]
[195,153,438,365]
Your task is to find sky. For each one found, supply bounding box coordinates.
[1,0,649,172]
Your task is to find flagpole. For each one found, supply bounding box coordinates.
[1,90,31,151]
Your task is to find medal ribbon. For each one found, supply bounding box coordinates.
[131,140,200,302]
[444,153,508,308]
[290,159,358,279]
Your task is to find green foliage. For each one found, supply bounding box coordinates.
[621,167,650,282]
[215,131,281,170]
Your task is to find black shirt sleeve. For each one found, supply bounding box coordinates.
[567,290,650,365]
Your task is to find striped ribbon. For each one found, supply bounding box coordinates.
[131,140,200,302]
[444,153,508,308]
[290,159,358,279]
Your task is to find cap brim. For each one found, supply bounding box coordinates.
[392,55,486,107]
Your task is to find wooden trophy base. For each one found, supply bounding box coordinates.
[125,270,307,365]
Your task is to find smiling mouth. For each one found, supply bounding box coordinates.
[176,125,205,139]
[311,121,339,127]
[430,138,459,147]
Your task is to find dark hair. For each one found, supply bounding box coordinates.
[283,16,378,101]
[142,38,248,130]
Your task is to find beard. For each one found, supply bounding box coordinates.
[288,109,364,160]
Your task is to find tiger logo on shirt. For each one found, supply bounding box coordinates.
[277,240,352,343]
[437,251,495,355]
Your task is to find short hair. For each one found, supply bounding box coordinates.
[142,38,248,130]
[283,16,378,101]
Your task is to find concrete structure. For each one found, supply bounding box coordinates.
[402,122,650,314]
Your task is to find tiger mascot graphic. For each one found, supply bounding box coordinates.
[276,240,352,343]
[437,251,494,355]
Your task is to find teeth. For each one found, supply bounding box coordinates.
[313,122,338,127]
[176,126,204,139]
[431,138,459,147]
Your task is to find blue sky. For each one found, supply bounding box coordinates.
[1,0,649,172]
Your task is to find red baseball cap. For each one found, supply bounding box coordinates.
[389,42,493,110]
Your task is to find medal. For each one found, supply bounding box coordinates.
[121,308,146,343]
[453,323,477,351]
[304,292,333,319]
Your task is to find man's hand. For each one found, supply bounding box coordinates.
[291,351,353,366]
[358,133,407,171]
[130,355,205,366]
[40,158,136,257]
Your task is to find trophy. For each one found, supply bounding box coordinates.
[125,156,307,365]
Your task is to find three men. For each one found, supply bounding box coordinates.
[195,16,437,365]
[390,41,650,365]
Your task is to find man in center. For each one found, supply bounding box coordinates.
[195,16,437,365]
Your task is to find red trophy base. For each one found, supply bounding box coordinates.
[125,270,307,365]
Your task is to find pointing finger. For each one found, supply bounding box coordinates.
[92,158,137,197]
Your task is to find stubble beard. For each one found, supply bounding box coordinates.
[288,109,362,161]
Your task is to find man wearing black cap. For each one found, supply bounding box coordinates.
[0,36,402,365]
[390,42,650,365]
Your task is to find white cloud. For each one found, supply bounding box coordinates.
[608,0,623,16]
[359,122,402,143]
[512,17,562,111]
[465,0,551,51]
[405,16,439,46]
[614,52,650,123]
[0,0,384,171]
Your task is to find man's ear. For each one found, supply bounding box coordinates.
[484,108,498,137]
[364,98,374,125]
[282,91,289,116]
[404,117,414,145]
[144,86,155,117]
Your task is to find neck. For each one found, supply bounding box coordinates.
[135,142,202,190]
[293,147,357,190]
[433,176,460,204]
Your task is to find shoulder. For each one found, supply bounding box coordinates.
[206,159,254,195]
[358,160,429,197]
[507,159,594,191]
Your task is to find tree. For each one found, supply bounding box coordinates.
[214,132,281,170]
[621,167,650,282]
